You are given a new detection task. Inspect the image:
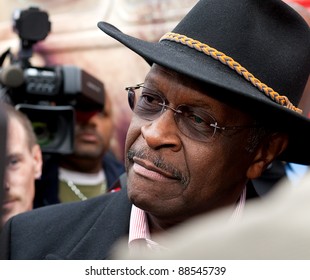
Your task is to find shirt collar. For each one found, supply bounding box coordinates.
[128,205,165,253]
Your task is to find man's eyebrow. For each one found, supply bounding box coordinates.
[143,83,214,110]
[6,152,23,159]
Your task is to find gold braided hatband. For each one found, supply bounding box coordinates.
[160,32,302,114]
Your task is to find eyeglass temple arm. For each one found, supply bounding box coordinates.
[210,123,260,131]
[125,83,144,91]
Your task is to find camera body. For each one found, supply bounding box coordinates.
[0,7,105,154]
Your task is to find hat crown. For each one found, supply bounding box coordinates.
[172,0,310,105]
[97,0,310,164]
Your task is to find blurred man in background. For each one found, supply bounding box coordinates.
[34,91,125,206]
[1,103,42,226]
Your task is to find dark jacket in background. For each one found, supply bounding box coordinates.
[252,160,288,196]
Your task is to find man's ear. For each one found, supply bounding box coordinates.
[246,133,289,179]
[32,144,43,179]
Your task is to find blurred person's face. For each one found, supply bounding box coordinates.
[73,94,113,159]
[2,118,42,225]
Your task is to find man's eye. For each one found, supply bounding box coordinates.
[6,157,20,168]
[188,114,205,124]
[141,93,161,105]
[185,111,208,126]
[181,107,216,134]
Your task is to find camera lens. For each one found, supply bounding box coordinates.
[32,121,55,146]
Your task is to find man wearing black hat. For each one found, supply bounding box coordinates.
[1,0,309,260]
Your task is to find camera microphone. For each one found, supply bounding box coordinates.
[0,65,24,88]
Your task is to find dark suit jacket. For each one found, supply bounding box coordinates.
[0,187,132,260]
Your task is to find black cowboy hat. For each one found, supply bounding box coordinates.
[98,0,310,164]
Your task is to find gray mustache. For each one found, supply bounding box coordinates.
[127,149,189,186]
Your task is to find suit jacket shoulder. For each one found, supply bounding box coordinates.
[0,187,131,260]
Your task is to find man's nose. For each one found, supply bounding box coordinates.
[141,110,182,152]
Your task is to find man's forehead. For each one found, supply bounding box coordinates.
[146,64,183,83]
[7,118,29,153]
[8,118,26,136]
[145,64,216,102]
[144,64,254,121]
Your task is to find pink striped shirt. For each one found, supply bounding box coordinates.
[128,187,247,252]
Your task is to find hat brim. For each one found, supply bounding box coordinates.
[98,21,310,165]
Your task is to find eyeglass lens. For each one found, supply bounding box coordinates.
[127,86,218,142]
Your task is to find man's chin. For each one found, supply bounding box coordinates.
[72,148,103,159]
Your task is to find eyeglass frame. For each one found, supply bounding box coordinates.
[125,83,261,142]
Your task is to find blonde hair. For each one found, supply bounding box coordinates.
[2,103,37,150]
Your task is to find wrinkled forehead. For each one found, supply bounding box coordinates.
[144,65,206,101]
[146,64,189,86]
[144,64,230,106]
[144,64,258,123]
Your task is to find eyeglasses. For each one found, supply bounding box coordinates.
[125,83,259,142]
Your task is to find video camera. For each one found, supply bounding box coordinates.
[0,7,105,154]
